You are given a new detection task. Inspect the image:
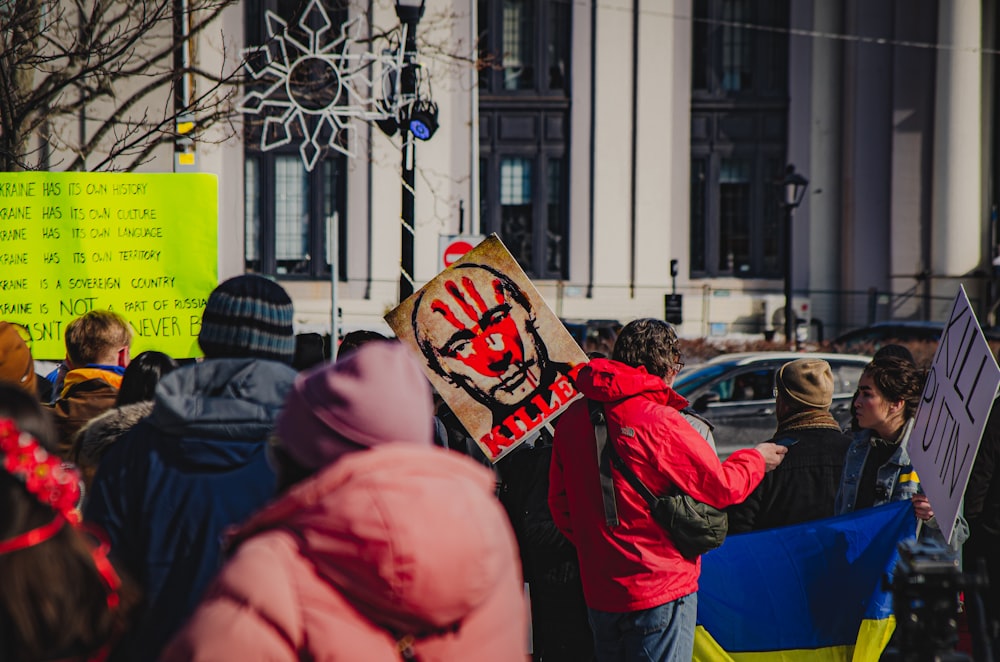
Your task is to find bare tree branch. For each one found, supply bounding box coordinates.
[0,0,484,178]
[0,0,241,171]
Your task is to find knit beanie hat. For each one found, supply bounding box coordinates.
[775,358,834,409]
[198,275,295,364]
[0,322,36,397]
[275,341,434,471]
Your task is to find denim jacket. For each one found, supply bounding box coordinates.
[835,418,969,548]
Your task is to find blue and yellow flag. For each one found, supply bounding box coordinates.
[695,501,917,662]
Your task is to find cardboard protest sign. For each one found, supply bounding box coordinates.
[385,234,588,462]
[0,172,218,359]
[908,286,1000,543]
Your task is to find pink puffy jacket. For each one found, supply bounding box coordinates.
[161,444,528,661]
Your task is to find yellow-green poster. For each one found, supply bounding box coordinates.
[0,172,218,359]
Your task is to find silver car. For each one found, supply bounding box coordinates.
[673,352,871,458]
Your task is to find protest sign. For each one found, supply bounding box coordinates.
[0,172,218,359]
[908,285,1000,543]
[385,234,588,462]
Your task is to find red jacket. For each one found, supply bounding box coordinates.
[548,358,765,612]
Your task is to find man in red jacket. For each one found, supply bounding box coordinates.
[549,318,787,661]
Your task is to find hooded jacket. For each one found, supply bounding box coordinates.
[548,358,766,612]
[49,366,124,457]
[161,444,528,662]
[71,400,154,488]
[84,358,297,661]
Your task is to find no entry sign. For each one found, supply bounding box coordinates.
[439,234,485,268]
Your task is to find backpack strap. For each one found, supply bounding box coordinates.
[588,399,620,527]
[604,439,660,509]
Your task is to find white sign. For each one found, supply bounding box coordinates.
[439,234,485,269]
[908,286,1000,543]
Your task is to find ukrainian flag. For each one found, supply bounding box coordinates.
[695,501,917,662]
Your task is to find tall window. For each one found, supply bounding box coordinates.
[478,0,570,279]
[243,0,348,278]
[690,0,788,278]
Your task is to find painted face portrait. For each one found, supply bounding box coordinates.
[414,264,546,410]
[387,235,589,462]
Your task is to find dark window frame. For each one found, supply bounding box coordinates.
[478,0,571,99]
[479,139,567,279]
[690,0,789,279]
[478,0,571,280]
[690,139,785,279]
[691,0,789,101]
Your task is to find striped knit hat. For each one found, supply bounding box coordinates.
[198,275,295,364]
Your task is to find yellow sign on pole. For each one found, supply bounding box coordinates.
[0,172,219,359]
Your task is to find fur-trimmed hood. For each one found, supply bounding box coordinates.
[72,400,153,484]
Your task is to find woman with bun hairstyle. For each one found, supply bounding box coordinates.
[835,356,968,546]
[0,384,137,662]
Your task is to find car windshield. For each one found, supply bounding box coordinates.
[673,362,733,397]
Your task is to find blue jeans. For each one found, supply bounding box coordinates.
[588,593,697,662]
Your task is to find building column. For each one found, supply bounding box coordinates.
[805,0,842,330]
[888,0,937,320]
[841,0,894,316]
[930,0,984,299]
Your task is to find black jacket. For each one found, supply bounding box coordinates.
[496,438,594,662]
[727,426,852,534]
[967,401,1000,541]
[965,400,1000,626]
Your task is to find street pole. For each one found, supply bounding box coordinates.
[328,211,339,355]
[400,131,415,300]
[783,204,795,350]
[398,20,418,301]
[779,164,808,351]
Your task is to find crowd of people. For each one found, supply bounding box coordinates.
[0,276,997,661]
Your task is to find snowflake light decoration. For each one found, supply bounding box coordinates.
[240,0,406,171]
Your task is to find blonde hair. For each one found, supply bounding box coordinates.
[64,311,132,367]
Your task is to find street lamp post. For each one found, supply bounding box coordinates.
[780,164,809,349]
[396,0,425,301]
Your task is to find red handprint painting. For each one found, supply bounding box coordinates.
[386,235,587,462]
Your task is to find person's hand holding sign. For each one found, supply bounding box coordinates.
[911,494,934,521]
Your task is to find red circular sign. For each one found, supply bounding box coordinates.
[443,240,474,267]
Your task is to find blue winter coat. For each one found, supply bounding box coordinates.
[84,358,297,661]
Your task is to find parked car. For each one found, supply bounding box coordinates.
[673,352,871,458]
[829,320,1000,368]
[560,318,622,356]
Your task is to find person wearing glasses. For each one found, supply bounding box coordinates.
[549,318,787,661]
